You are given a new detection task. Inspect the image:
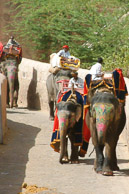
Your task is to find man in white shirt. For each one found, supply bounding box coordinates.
[90,57,104,80]
[57,45,70,58]
[68,71,84,88]
[49,45,71,74]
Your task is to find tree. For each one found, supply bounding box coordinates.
[8,0,129,73]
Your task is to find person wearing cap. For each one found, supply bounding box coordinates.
[57,45,70,58]
[49,45,71,74]
[68,71,84,88]
[90,57,104,80]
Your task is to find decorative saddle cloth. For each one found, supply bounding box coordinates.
[82,68,128,153]
[60,56,80,71]
[50,90,86,153]
[50,68,128,156]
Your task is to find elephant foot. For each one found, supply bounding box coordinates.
[95,166,103,174]
[102,171,113,176]
[49,116,54,121]
[96,170,102,174]
[6,104,10,108]
[13,103,18,108]
[111,165,120,171]
[60,157,69,164]
[78,150,86,158]
[102,166,113,176]
[71,160,79,164]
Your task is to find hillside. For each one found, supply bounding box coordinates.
[1,0,129,75]
[0,0,33,59]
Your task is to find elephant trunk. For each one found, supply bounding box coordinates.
[59,130,67,164]
[8,79,14,108]
[58,114,69,164]
[6,62,17,108]
[96,122,107,144]
[93,103,114,144]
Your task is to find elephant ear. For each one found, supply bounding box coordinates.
[75,104,82,122]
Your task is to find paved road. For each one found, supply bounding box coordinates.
[0,108,129,194]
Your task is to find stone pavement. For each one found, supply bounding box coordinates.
[0,108,129,194]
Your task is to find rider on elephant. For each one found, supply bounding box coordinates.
[68,71,84,88]
[3,36,22,65]
[5,36,20,48]
[49,45,71,74]
[80,66,128,158]
[89,57,104,81]
[50,89,88,161]
[0,37,22,108]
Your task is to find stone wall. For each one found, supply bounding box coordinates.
[18,58,129,149]
[18,58,89,110]
[18,58,50,110]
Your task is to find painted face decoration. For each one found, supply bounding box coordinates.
[92,103,114,142]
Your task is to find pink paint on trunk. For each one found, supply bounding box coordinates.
[97,123,107,133]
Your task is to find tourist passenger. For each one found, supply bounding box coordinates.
[49,45,71,74]
[68,71,84,88]
[90,57,104,80]
[5,36,20,48]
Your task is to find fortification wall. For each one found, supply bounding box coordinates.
[18,58,89,110]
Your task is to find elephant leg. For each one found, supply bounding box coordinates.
[110,147,119,171]
[95,145,104,174]
[13,90,18,107]
[108,135,119,171]
[49,101,54,120]
[8,78,14,108]
[59,130,69,164]
[6,63,17,108]
[13,77,19,107]
[6,81,10,108]
[69,131,79,164]
[61,137,69,163]
[102,143,113,176]
[109,109,126,171]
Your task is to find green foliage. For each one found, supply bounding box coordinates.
[7,0,129,74]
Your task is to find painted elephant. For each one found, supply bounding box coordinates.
[0,59,19,108]
[46,69,72,120]
[56,90,83,164]
[86,87,126,176]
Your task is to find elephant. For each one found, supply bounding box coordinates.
[0,58,19,108]
[56,90,83,164]
[85,86,126,176]
[46,69,72,120]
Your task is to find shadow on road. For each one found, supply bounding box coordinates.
[79,158,94,165]
[0,119,41,194]
[27,68,41,110]
[114,169,129,176]
[118,158,129,164]
[79,158,129,176]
